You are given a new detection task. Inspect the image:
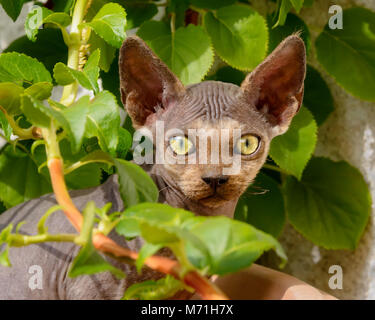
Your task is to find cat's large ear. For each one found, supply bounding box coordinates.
[119,36,185,128]
[241,35,306,137]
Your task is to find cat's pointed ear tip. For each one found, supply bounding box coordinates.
[280,34,306,54]
[120,36,147,51]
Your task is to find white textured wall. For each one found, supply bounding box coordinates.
[1,0,375,299]
[252,0,375,299]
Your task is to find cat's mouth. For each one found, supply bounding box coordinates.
[198,192,231,207]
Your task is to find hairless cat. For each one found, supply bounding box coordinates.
[0,34,333,300]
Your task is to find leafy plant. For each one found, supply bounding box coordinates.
[0,0,373,300]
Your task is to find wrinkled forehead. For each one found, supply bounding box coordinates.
[163,81,243,125]
[161,81,269,135]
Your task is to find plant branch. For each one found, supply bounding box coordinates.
[60,0,90,106]
[44,128,227,300]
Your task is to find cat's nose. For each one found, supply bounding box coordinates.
[202,176,229,189]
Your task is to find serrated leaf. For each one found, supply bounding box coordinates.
[117,203,286,275]
[138,22,213,85]
[4,29,68,75]
[116,127,132,159]
[114,159,158,207]
[136,243,162,273]
[21,94,68,129]
[316,8,375,101]
[123,0,157,30]
[123,275,184,300]
[83,3,127,48]
[267,13,311,54]
[0,111,12,140]
[273,0,293,28]
[53,49,100,93]
[58,139,106,190]
[0,82,24,115]
[185,216,287,274]
[69,202,125,279]
[204,4,268,71]
[0,246,11,267]
[284,157,371,250]
[304,65,334,126]
[0,0,29,22]
[24,82,53,101]
[25,6,71,41]
[88,32,116,72]
[84,91,120,153]
[290,0,304,12]
[52,0,75,13]
[0,146,51,208]
[0,52,52,86]
[270,107,317,180]
[205,66,245,86]
[235,173,285,237]
[61,96,89,152]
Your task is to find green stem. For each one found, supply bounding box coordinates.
[60,0,89,106]
[42,122,61,160]
[9,233,78,247]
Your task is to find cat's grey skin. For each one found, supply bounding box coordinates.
[0,35,306,299]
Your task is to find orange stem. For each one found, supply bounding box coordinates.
[47,157,228,300]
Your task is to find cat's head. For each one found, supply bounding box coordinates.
[119,35,306,211]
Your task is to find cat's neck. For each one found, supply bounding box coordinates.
[148,166,238,218]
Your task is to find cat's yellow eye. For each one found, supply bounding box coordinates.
[235,134,260,156]
[169,136,194,155]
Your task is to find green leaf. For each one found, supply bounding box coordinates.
[21,94,67,128]
[270,107,317,180]
[116,127,132,159]
[136,243,162,273]
[204,4,268,71]
[25,6,71,41]
[117,203,286,275]
[123,275,184,300]
[69,201,125,278]
[123,0,157,30]
[0,52,52,86]
[0,111,12,140]
[273,0,293,28]
[0,146,51,208]
[205,66,245,86]
[0,82,24,115]
[0,0,29,22]
[114,159,158,207]
[185,216,286,274]
[100,51,120,102]
[84,91,120,153]
[137,22,214,85]
[0,246,11,267]
[316,8,375,101]
[235,173,285,237]
[52,0,75,13]
[60,96,90,153]
[88,32,116,72]
[24,82,53,101]
[267,13,311,54]
[290,0,304,12]
[59,139,106,190]
[304,65,334,126]
[284,157,372,250]
[53,49,100,93]
[190,0,236,9]
[83,2,127,48]
[4,29,68,75]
